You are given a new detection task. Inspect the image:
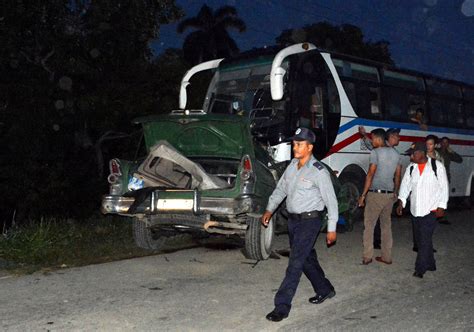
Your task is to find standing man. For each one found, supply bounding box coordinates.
[437,136,463,222]
[396,142,449,278]
[261,127,338,322]
[358,129,402,265]
[358,127,401,249]
[437,136,462,183]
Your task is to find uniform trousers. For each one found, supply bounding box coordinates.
[412,212,437,274]
[274,216,333,315]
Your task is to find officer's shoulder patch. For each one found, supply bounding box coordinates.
[313,161,324,170]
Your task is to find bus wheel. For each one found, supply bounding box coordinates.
[339,173,364,224]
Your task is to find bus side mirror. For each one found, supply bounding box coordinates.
[270,67,286,101]
[179,81,190,109]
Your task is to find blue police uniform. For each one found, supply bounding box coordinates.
[266,155,339,316]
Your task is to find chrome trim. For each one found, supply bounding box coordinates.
[101,194,258,216]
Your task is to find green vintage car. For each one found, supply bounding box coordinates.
[101,110,284,260]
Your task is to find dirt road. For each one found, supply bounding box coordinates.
[1,210,473,331]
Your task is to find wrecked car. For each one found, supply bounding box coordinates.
[102,112,283,260]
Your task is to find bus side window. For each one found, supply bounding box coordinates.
[466,98,474,128]
[370,87,381,116]
[352,83,382,119]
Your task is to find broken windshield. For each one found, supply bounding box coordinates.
[203,62,287,118]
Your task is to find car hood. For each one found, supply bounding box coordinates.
[134,113,251,159]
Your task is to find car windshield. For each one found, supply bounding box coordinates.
[203,62,276,117]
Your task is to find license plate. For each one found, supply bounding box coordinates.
[128,176,144,190]
[157,199,193,210]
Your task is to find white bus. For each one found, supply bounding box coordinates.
[179,43,474,214]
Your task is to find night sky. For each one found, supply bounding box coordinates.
[153,0,474,84]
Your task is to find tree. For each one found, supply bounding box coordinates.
[177,5,246,65]
[276,22,394,64]
[0,0,183,222]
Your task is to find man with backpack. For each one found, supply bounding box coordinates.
[396,142,449,278]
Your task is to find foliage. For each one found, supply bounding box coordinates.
[276,22,394,64]
[0,1,183,222]
[177,5,246,65]
[0,216,149,269]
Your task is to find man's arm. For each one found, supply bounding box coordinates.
[358,164,377,207]
[358,126,373,150]
[397,166,412,208]
[317,170,339,232]
[436,161,449,210]
[396,167,412,216]
[316,169,338,245]
[261,169,288,226]
[448,149,463,163]
[393,164,402,198]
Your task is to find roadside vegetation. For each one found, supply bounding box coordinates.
[0,217,158,274]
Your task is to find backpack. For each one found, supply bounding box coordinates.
[409,158,437,178]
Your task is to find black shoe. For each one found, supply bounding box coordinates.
[413,271,424,278]
[266,310,288,322]
[309,290,336,304]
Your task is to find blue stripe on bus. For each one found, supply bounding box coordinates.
[338,118,474,136]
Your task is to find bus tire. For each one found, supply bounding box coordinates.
[244,216,274,260]
[339,171,364,223]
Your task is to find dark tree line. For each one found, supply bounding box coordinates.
[0,0,184,223]
[0,2,393,224]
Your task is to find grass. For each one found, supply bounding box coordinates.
[0,216,155,274]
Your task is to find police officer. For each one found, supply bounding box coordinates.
[261,127,338,322]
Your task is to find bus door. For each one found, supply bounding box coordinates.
[290,52,341,159]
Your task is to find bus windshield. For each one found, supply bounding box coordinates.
[204,62,279,118]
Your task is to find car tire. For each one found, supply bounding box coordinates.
[244,216,274,260]
[132,218,192,250]
[132,217,167,250]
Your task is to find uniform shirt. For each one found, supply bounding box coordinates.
[369,147,401,191]
[266,156,339,232]
[398,157,449,217]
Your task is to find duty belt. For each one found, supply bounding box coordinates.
[369,189,394,194]
[287,210,323,220]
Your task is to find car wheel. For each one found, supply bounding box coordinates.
[244,216,274,260]
[132,217,167,250]
[133,218,192,250]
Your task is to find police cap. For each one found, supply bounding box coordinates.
[289,127,316,143]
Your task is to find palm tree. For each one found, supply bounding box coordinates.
[177,5,246,65]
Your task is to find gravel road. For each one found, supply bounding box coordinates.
[1,209,473,331]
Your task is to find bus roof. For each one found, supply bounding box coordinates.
[220,44,474,90]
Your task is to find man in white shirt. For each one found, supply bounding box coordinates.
[396,142,449,278]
